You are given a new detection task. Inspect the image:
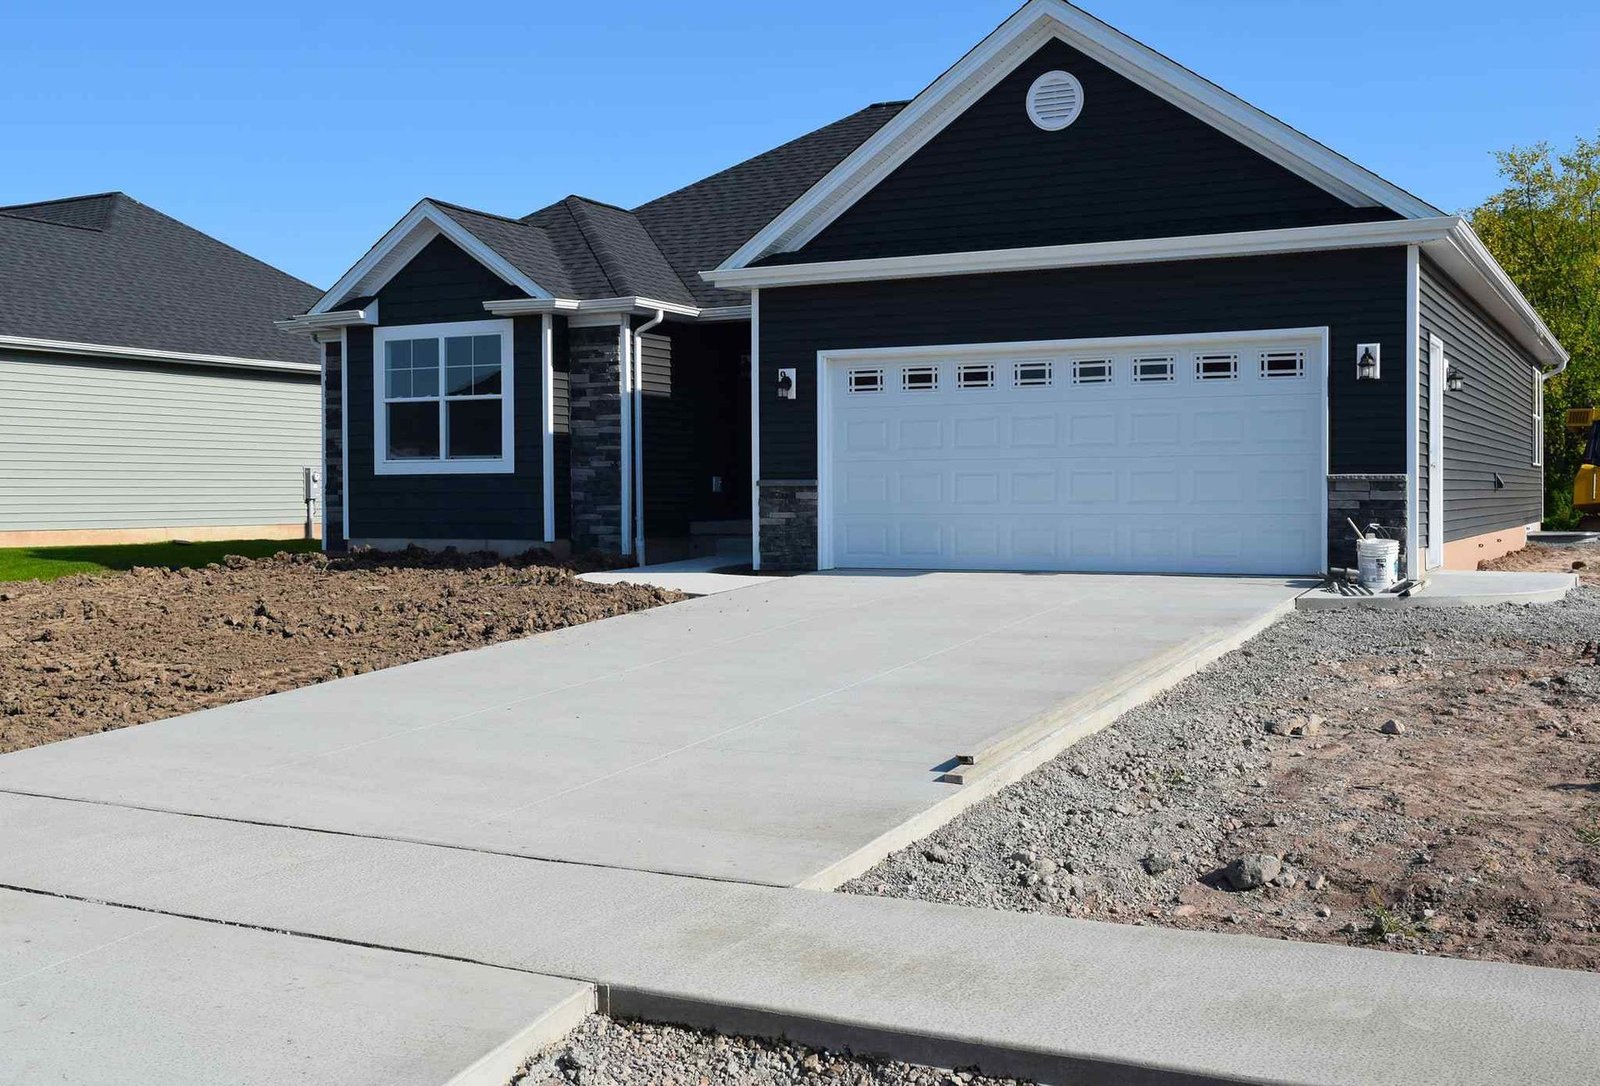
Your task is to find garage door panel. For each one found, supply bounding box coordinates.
[827,334,1325,574]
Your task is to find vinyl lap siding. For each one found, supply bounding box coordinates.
[0,352,319,531]
[1418,256,1543,539]
[758,248,1408,480]
[787,38,1396,264]
[640,332,694,537]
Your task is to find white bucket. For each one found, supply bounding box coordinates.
[1356,537,1401,591]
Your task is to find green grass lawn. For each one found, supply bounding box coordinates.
[0,538,323,583]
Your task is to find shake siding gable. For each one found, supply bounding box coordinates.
[787,38,1397,264]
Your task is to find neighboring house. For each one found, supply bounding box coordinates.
[0,193,322,547]
[283,0,1566,577]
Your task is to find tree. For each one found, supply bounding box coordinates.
[1470,134,1600,527]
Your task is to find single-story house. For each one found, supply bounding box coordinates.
[282,0,1567,578]
[0,192,324,547]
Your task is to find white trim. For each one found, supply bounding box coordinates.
[1532,369,1545,468]
[710,218,1456,289]
[1426,333,1446,569]
[633,309,667,562]
[320,340,331,554]
[814,326,1330,574]
[719,0,1435,272]
[706,216,1565,370]
[309,201,552,317]
[541,313,556,542]
[618,317,633,556]
[1405,245,1421,580]
[371,318,516,476]
[750,289,761,571]
[0,334,318,375]
[340,327,351,542]
[485,296,700,320]
[275,306,378,336]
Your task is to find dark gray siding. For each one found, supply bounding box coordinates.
[552,318,572,541]
[640,331,694,538]
[1418,256,1543,540]
[784,38,1396,265]
[323,340,345,550]
[759,248,1408,480]
[346,237,544,543]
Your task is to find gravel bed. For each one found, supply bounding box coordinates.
[845,582,1600,970]
[513,1015,1030,1086]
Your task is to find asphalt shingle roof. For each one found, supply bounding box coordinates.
[363,102,908,313]
[0,193,320,366]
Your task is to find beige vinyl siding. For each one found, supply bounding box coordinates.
[0,352,320,531]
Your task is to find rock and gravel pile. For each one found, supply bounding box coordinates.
[847,583,1600,971]
[0,548,682,754]
[514,1015,1030,1086]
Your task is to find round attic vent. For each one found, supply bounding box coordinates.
[1026,70,1084,131]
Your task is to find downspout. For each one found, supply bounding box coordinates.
[633,308,666,564]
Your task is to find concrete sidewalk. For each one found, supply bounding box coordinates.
[4,792,1596,1086]
[0,571,1303,886]
[0,885,593,1086]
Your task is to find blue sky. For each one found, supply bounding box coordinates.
[4,0,1594,289]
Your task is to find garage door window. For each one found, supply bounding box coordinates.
[1260,350,1306,379]
[1014,361,1054,387]
[903,366,939,392]
[373,319,515,475]
[1071,359,1113,385]
[848,368,884,393]
[1195,353,1238,381]
[1132,356,1176,383]
[957,364,995,389]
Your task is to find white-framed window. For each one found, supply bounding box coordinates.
[1533,376,1544,467]
[373,319,515,475]
[1195,353,1238,381]
[1014,360,1054,387]
[1132,356,1175,383]
[848,368,884,393]
[1260,349,1306,379]
[957,363,995,389]
[1072,358,1113,385]
[902,365,939,392]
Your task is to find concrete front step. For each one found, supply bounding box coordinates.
[4,793,1596,1086]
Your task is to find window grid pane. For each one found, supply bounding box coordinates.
[902,366,939,391]
[1014,361,1053,387]
[1072,359,1113,385]
[1132,356,1175,383]
[380,329,508,466]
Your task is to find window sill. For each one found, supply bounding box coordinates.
[373,459,516,477]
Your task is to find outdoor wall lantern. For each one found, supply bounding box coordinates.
[1356,344,1381,381]
[776,368,796,399]
[1447,365,1465,393]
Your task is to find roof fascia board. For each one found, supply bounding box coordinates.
[1423,222,1569,370]
[0,334,318,375]
[274,306,379,336]
[484,296,702,319]
[707,218,1459,289]
[308,201,552,316]
[719,0,1435,271]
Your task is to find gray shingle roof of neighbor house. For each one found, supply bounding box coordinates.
[338,101,911,314]
[0,192,321,367]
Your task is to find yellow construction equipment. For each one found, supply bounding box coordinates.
[1570,408,1600,517]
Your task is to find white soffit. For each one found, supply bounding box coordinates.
[718,0,1438,271]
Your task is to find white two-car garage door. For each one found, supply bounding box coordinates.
[820,330,1327,575]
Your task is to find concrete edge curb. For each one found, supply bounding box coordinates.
[444,981,598,1086]
[1294,573,1578,611]
[601,987,1249,1086]
[793,598,1297,892]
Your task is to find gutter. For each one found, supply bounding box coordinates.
[275,306,379,337]
[485,297,699,320]
[0,334,318,375]
[631,309,666,563]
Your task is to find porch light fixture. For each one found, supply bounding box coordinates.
[1356,344,1381,381]
[1447,365,1465,393]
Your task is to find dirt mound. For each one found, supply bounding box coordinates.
[0,549,681,755]
[1485,541,1600,586]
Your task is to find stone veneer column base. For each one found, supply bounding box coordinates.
[567,325,624,555]
[758,481,818,571]
[1327,474,1409,573]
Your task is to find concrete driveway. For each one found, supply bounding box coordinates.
[0,571,1301,886]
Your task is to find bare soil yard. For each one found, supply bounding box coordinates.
[0,549,681,755]
[851,549,1600,973]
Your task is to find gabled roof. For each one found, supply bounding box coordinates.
[720,0,1438,272]
[301,101,907,316]
[0,193,320,368]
